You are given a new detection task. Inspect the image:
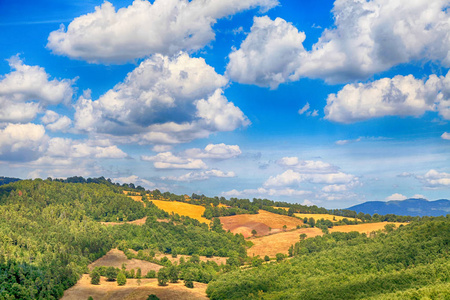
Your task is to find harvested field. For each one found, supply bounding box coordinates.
[154,254,227,265]
[248,222,407,257]
[101,217,147,226]
[294,213,359,222]
[88,249,162,274]
[248,227,323,257]
[150,200,210,224]
[329,222,407,234]
[62,275,208,300]
[219,210,305,238]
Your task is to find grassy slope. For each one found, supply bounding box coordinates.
[207,217,450,299]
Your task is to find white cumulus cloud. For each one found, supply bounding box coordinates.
[184,143,241,159]
[227,0,450,86]
[325,71,450,123]
[0,56,74,123]
[47,0,278,64]
[141,152,207,169]
[74,53,249,144]
[385,193,408,201]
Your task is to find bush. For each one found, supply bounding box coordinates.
[276,253,286,262]
[117,271,127,286]
[185,280,194,288]
[146,270,156,278]
[157,268,169,286]
[264,255,270,262]
[105,266,118,281]
[90,270,100,285]
[147,295,160,300]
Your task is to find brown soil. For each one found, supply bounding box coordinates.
[219,210,305,238]
[88,249,162,274]
[62,275,208,300]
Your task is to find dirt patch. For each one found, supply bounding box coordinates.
[219,210,305,238]
[89,249,162,274]
[248,227,323,257]
[101,217,148,226]
[154,254,227,265]
[62,275,208,300]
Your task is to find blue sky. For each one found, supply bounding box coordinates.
[1,0,450,208]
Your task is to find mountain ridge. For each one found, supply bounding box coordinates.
[347,198,450,217]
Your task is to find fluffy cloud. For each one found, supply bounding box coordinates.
[227,0,450,86]
[222,187,310,198]
[184,143,241,159]
[74,53,249,144]
[163,169,236,182]
[41,111,72,132]
[47,0,278,64]
[0,56,74,123]
[418,169,450,188]
[226,16,306,89]
[385,193,407,201]
[0,123,46,161]
[325,71,450,123]
[45,138,127,159]
[141,152,207,169]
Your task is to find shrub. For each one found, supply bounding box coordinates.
[185,280,194,288]
[146,270,156,278]
[117,271,127,286]
[90,270,100,285]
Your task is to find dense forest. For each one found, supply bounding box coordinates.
[0,179,246,299]
[206,216,450,299]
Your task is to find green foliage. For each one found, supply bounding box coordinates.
[105,267,118,281]
[157,268,169,286]
[117,271,126,286]
[145,270,156,278]
[264,255,270,262]
[90,269,100,285]
[147,295,160,300]
[206,216,450,300]
[185,280,194,288]
[88,297,94,300]
[168,265,179,283]
[275,253,286,262]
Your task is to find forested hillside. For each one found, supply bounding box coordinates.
[0,179,247,299]
[206,216,450,299]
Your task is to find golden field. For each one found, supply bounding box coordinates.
[150,200,210,224]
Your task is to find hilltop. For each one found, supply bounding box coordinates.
[348,198,450,217]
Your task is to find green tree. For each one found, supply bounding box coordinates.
[147,294,160,300]
[168,265,179,283]
[185,280,194,288]
[90,269,100,285]
[105,267,117,281]
[117,271,126,286]
[251,229,257,236]
[88,297,94,300]
[282,225,287,231]
[264,255,270,262]
[276,253,286,262]
[299,233,307,241]
[157,268,169,286]
[136,268,142,279]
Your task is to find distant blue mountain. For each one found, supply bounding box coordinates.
[347,198,450,217]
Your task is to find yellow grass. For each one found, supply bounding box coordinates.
[294,213,359,222]
[150,200,210,224]
[248,222,407,257]
[62,275,208,300]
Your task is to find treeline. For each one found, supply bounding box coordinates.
[0,179,248,299]
[206,216,450,299]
